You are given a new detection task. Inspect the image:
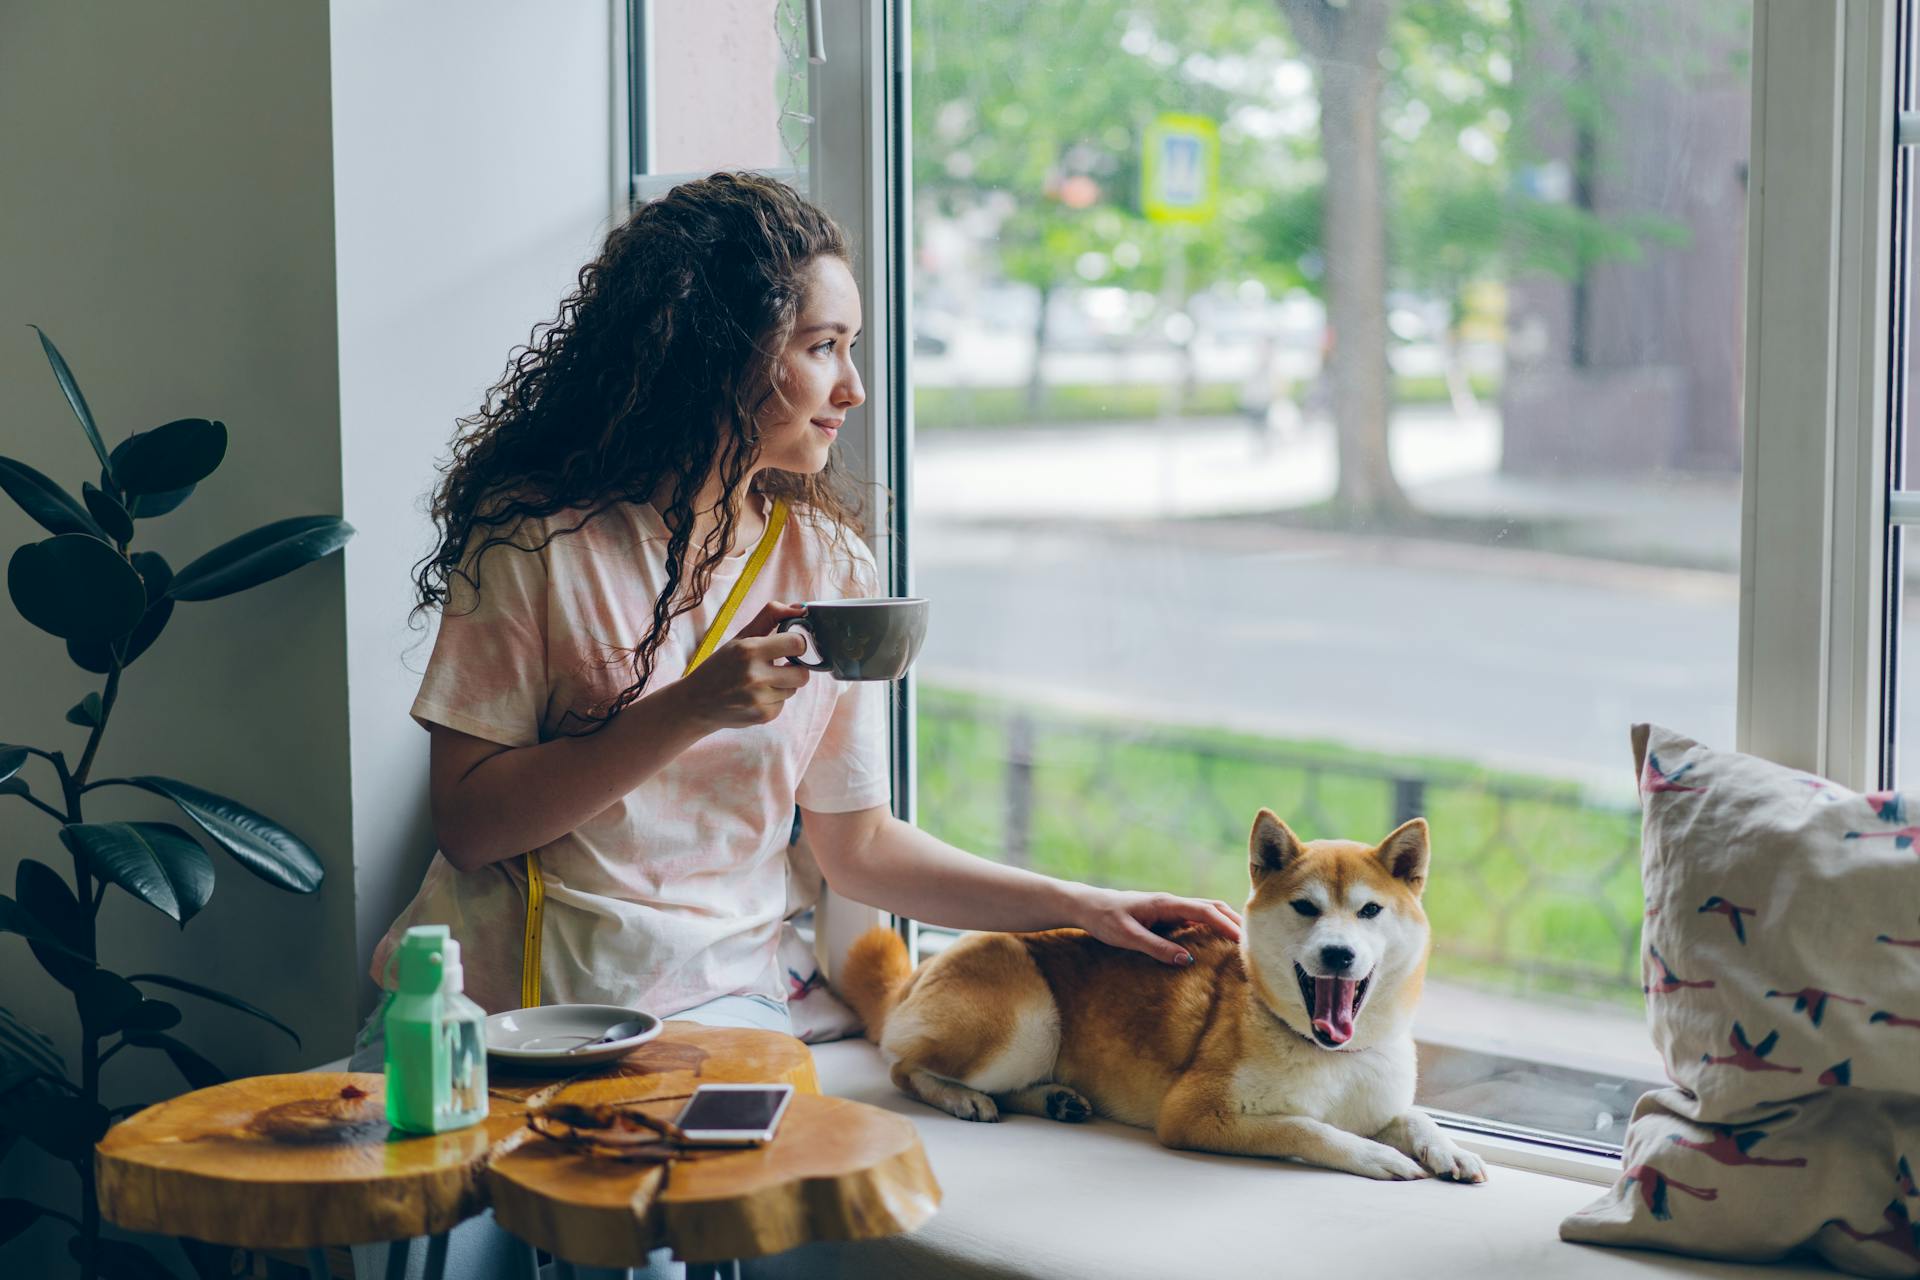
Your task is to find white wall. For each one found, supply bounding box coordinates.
[0,1,620,1269]
[330,0,620,1020]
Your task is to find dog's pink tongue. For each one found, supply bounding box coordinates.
[1312,976,1358,1044]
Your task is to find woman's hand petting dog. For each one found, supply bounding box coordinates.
[1072,887,1243,965]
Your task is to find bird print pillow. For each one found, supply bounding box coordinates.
[1561,724,1920,1277]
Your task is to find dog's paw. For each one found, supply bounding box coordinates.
[1043,1087,1093,1124]
[1417,1138,1488,1184]
[1345,1142,1427,1182]
[946,1090,1000,1123]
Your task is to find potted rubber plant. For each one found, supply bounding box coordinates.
[0,327,351,1279]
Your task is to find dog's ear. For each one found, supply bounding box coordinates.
[1250,809,1301,879]
[1376,818,1430,895]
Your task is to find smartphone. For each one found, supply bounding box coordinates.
[673,1083,797,1146]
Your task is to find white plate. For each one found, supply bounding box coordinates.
[484,1004,662,1068]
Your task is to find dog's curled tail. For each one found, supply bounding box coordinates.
[840,927,913,1042]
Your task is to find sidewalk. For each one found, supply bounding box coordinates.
[913,408,1743,575]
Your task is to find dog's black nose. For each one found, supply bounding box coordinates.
[1320,945,1355,974]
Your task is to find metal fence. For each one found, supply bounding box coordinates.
[916,698,1647,1001]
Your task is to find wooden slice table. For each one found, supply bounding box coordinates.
[95,1023,938,1279]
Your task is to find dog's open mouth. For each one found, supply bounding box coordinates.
[1295,964,1371,1047]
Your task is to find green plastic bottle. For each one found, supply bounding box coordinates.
[384,925,488,1134]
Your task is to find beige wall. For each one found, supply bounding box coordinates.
[0,2,347,1271]
[0,2,618,1269]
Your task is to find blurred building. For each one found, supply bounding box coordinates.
[1500,0,1750,477]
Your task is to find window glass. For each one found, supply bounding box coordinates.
[644,0,811,182]
[910,0,1750,1146]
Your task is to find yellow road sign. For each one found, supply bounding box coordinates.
[1142,113,1218,225]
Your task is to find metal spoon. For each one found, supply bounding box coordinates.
[567,1017,648,1054]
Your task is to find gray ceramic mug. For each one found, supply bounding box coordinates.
[775,597,929,681]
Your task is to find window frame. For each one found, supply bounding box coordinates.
[1739,0,1900,790]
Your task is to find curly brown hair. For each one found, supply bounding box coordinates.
[412,172,867,733]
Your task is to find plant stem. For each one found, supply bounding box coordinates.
[59,691,108,1280]
[7,789,67,822]
[71,662,120,789]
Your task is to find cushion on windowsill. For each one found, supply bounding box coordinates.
[1560,724,1920,1278]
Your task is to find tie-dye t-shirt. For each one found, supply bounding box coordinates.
[368,495,891,1015]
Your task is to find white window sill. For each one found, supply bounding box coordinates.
[795,1038,1833,1280]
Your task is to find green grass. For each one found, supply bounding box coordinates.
[914,685,1644,1007]
[913,374,1501,430]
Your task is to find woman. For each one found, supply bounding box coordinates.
[367,172,1240,1047]
[356,168,1240,1279]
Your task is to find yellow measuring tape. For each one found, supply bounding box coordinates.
[519,499,791,1009]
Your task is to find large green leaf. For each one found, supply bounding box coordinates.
[8,533,146,641]
[131,549,172,600]
[59,821,214,925]
[110,419,227,495]
[98,776,323,893]
[0,1078,102,1165]
[121,597,173,666]
[0,746,25,785]
[128,972,301,1046]
[81,482,133,544]
[72,967,143,1035]
[30,326,114,481]
[124,1032,225,1090]
[167,514,354,602]
[69,634,113,675]
[68,552,175,673]
[68,598,173,671]
[0,1005,65,1094]
[16,858,91,989]
[16,859,86,947]
[127,483,194,519]
[0,895,94,968]
[103,465,195,519]
[70,970,183,1041]
[114,998,182,1036]
[0,455,107,539]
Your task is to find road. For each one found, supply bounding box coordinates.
[913,516,1736,796]
[905,417,1920,793]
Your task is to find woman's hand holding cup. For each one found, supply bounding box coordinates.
[676,602,811,729]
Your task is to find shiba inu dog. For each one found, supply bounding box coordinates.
[840,809,1486,1182]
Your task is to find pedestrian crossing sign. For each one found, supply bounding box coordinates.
[1142,113,1218,225]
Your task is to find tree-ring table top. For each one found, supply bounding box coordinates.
[486,1091,940,1267]
[94,1071,527,1248]
[93,1022,929,1260]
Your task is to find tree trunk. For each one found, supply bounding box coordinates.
[1025,280,1052,414]
[1278,0,1412,520]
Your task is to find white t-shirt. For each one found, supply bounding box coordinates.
[369,495,891,1015]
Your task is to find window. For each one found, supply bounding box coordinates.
[639,0,1906,1163]
[627,0,817,201]
[901,0,1903,1154]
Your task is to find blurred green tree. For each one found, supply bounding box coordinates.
[913,0,1727,515]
